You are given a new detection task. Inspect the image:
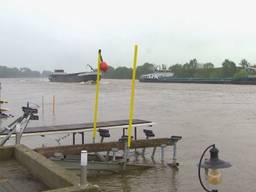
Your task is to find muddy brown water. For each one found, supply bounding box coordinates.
[1,78,256,192]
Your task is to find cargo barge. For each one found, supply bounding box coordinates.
[49,69,99,83]
[139,72,256,85]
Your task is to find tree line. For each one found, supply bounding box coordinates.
[0,58,254,79]
[0,66,51,78]
[103,59,254,79]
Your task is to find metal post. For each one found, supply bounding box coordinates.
[134,126,137,157]
[15,124,21,144]
[123,142,128,170]
[142,147,146,158]
[161,144,166,163]
[106,151,110,160]
[122,128,125,136]
[112,148,118,161]
[151,147,156,159]
[134,127,137,140]
[80,150,88,185]
[142,136,149,158]
[172,143,177,166]
[81,132,84,144]
[72,133,76,145]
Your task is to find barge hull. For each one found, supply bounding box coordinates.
[140,78,256,85]
[49,72,98,83]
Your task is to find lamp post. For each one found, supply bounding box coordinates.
[198,144,232,192]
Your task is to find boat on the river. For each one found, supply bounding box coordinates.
[49,69,98,83]
[139,72,256,85]
[49,65,99,83]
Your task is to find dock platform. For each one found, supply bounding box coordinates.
[35,137,180,157]
[35,136,182,172]
[0,119,154,146]
[0,119,153,136]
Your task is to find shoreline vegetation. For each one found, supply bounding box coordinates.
[0,59,255,79]
[0,66,51,78]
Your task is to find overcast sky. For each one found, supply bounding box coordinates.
[1,0,256,72]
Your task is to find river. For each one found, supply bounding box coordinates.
[1,78,256,192]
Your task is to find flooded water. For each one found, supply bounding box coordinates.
[1,78,256,192]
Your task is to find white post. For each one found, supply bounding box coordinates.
[112,148,118,161]
[80,150,88,185]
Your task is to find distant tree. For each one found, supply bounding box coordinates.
[0,66,41,78]
[239,59,250,69]
[189,58,198,69]
[222,59,237,77]
[179,59,198,77]
[155,65,161,71]
[233,69,248,79]
[113,67,132,79]
[102,65,115,78]
[209,68,223,78]
[136,63,155,78]
[161,64,167,71]
[20,67,40,77]
[192,62,215,78]
[169,64,183,77]
[106,65,115,73]
[203,63,214,69]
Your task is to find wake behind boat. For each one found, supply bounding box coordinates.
[49,68,99,83]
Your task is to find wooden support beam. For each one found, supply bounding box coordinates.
[35,137,181,158]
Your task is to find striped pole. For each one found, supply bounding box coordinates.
[128,45,138,148]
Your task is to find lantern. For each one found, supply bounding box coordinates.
[198,144,232,192]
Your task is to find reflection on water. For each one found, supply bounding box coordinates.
[88,167,179,192]
[1,78,256,191]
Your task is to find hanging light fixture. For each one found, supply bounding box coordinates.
[198,144,232,192]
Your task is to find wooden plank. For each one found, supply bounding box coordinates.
[35,137,180,158]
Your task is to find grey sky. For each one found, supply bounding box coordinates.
[0,0,256,72]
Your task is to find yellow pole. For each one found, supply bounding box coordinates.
[52,95,55,114]
[92,50,101,142]
[128,45,138,148]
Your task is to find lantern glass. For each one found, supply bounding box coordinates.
[207,169,221,185]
